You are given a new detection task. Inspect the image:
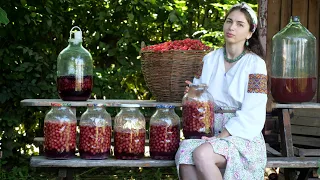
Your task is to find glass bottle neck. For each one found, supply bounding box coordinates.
[68,41,82,47]
[87,106,104,111]
[52,106,70,112]
[156,108,174,113]
[121,107,139,112]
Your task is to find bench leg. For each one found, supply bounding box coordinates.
[57,168,74,180]
[279,109,296,180]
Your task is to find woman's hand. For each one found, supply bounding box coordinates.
[184,80,192,94]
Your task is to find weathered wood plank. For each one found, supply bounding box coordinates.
[295,147,320,157]
[291,125,320,136]
[273,103,320,109]
[293,109,320,118]
[20,99,181,107]
[280,0,291,29]
[279,109,294,157]
[292,135,320,147]
[291,116,320,127]
[30,156,175,167]
[292,0,309,27]
[30,156,320,168]
[266,0,281,106]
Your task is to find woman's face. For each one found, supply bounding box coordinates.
[223,9,252,46]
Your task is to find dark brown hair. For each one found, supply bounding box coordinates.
[225,5,265,58]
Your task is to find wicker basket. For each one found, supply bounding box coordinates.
[141,50,208,102]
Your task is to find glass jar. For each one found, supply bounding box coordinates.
[114,104,146,159]
[79,104,112,159]
[44,103,77,159]
[182,83,214,139]
[149,105,180,160]
[57,26,93,101]
[271,16,317,103]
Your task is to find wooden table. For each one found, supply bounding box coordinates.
[21,99,320,179]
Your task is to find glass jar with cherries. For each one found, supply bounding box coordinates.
[149,104,180,160]
[44,103,77,159]
[182,83,214,139]
[114,104,146,159]
[79,104,112,159]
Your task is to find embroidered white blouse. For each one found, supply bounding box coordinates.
[193,48,268,141]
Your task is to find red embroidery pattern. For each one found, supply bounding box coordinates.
[247,74,267,94]
[194,61,204,79]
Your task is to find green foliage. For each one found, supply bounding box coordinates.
[0,0,258,178]
[0,7,9,25]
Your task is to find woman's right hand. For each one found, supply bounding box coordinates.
[184,80,192,94]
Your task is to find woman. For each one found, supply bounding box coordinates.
[175,2,267,180]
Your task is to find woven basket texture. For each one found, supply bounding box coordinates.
[141,50,207,102]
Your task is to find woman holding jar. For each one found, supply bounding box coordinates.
[175,2,267,180]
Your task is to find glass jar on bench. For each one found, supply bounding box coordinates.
[182,83,214,139]
[57,26,93,101]
[79,104,112,159]
[114,104,146,159]
[149,105,180,160]
[44,103,77,159]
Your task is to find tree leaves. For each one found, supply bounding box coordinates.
[0,7,9,25]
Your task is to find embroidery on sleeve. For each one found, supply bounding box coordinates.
[247,74,267,94]
[194,61,204,79]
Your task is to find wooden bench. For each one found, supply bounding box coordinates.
[21,99,320,180]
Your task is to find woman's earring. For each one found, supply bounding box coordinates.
[246,39,249,46]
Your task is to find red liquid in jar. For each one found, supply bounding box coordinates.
[79,126,112,159]
[149,125,180,160]
[44,121,77,159]
[57,75,92,101]
[114,129,145,159]
[182,101,214,139]
[271,77,316,103]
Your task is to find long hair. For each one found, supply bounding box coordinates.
[225,6,265,58]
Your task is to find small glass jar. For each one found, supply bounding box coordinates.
[182,84,214,139]
[79,104,112,159]
[44,103,77,159]
[114,104,146,160]
[149,105,180,160]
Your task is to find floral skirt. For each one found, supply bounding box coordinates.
[175,110,267,180]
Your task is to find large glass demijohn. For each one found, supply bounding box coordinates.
[271,16,317,103]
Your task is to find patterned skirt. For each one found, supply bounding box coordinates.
[175,108,267,180]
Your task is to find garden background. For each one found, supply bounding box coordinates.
[0,0,257,179]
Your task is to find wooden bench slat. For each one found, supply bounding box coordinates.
[30,156,175,167]
[30,156,320,168]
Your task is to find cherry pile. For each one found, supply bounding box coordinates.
[141,38,210,52]
[44,121,77,159]
[149,124,180,160]
[79,125,112,159]
[182,101,214,139]
[114,129,145,159]
[57,75,93,101]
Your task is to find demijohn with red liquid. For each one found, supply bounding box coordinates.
[114,104,146,159]
[182,83,214,139]
[271,16,317,103]
[149,105,180,160]
[57,26,93,101]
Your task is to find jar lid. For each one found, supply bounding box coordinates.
[156,104,175,109]
[51,102,72,107]
[87,103,105,107]
[120,104,141,108]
